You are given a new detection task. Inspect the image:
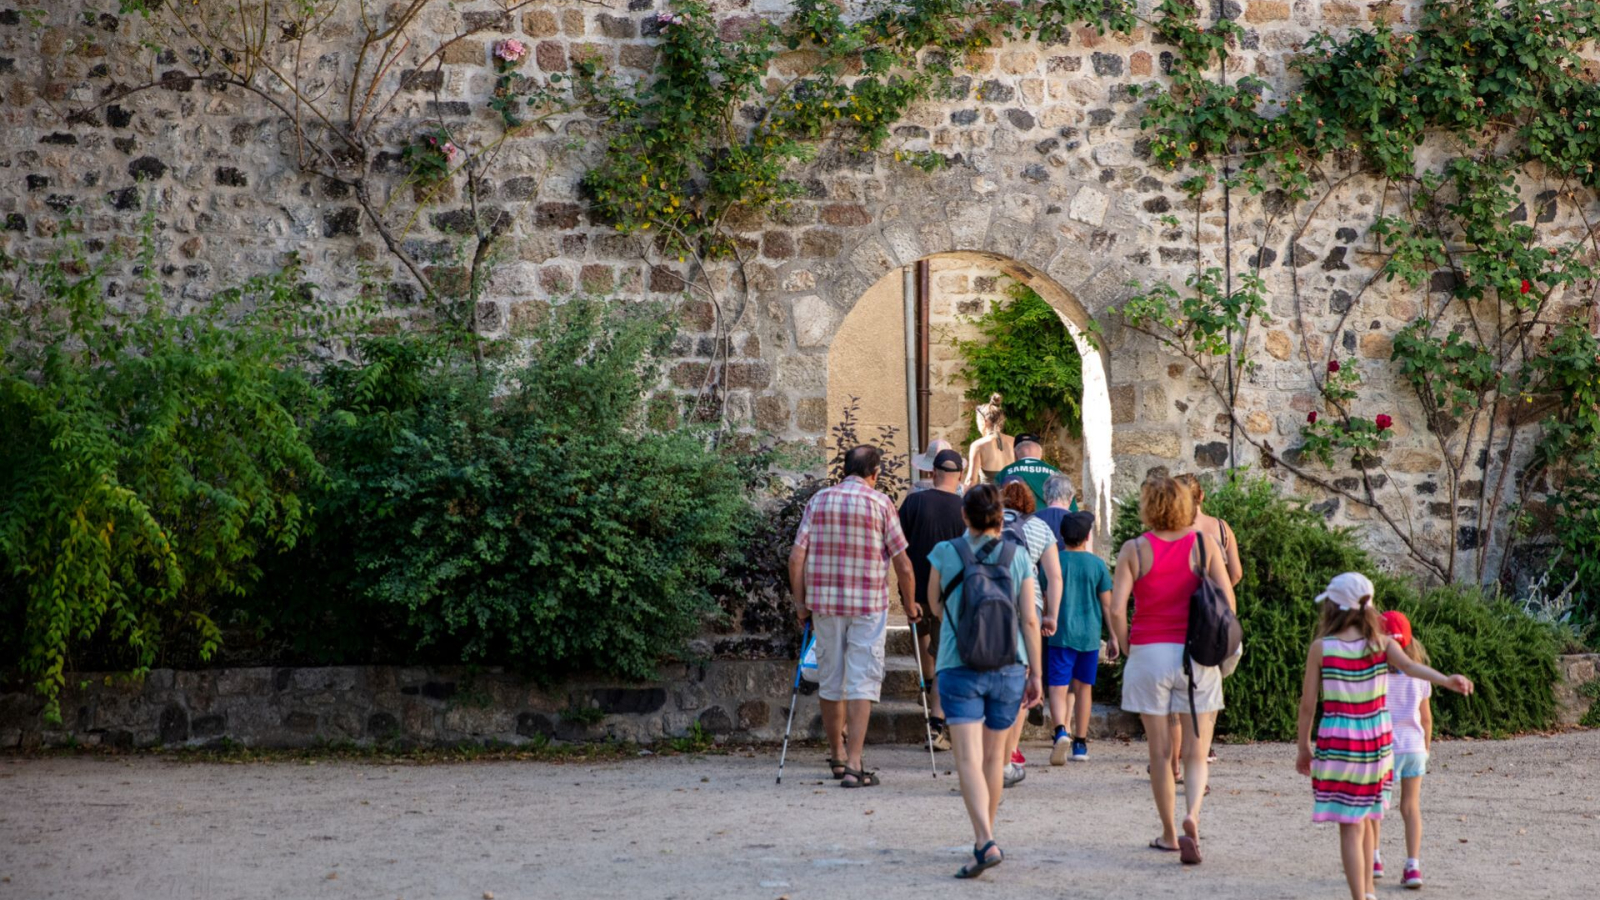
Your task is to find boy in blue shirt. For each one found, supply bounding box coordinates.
[1046,511,1115,764]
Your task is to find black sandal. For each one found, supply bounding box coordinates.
[955,841,1003,878]
[840,767,880,788]
[826,757,847,780]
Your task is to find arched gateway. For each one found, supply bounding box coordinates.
[825,250,1116,544]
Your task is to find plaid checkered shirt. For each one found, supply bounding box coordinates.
[794,476,909,617]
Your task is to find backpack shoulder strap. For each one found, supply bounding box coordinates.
[952,537,978,570]
[996,540,1018,568]
[1194,530,1209,578]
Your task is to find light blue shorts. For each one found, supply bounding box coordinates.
[938,664,1027,730]
[1394,751,1428,780]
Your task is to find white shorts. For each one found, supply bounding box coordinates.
[812,610,887,702]
[1121,642,1224,716]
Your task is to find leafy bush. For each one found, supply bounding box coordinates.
[1108,473,1561,739]
[272,297,754,680]
[952,282,1084,439]
[0,237,326,722]
[1388,584,1560,738]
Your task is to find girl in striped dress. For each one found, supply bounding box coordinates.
[1295,573,1474,900]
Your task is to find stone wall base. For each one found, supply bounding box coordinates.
[11,653,1589,751]
[1555,654,1600,727]
[0,661,1143,751]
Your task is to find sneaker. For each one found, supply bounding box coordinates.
[1011,748,1026,766]
[1070,738,1089,762]
[1374,858,1385,879]
[930,723,951,752]
[1401,863,1423,889]
[1050,733,1071,766]
[1003,761,1026,788]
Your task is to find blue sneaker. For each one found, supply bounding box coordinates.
[1050,730,1072,766]
[1070,738,1089,762]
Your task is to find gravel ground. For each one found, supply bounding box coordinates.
[2,730,1596,900]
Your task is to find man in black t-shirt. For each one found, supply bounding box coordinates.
[896,448,967,750]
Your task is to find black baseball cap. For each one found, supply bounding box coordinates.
[1060,511,1096,546]
[933,449,964,472]
[1015,433,1043,445]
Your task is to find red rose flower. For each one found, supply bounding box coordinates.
[1327,359,1341,374]
[1375,414,1393,431]
[1307,411,1319,424]
[1520,279,1531,294]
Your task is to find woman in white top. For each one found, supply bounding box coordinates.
[963,394,1015,490]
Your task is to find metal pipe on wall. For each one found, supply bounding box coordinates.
[916,259,931,451]
[903,265,921,486]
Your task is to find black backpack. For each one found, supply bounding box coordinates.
[1184,535,1242,734]
[951,538,1020,671]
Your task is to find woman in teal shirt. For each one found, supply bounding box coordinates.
[926,484,1043,879]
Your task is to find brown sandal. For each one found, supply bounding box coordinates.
[840,767,880,788]
[826,757,847,780]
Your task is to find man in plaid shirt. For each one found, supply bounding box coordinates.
[789,445,918,788]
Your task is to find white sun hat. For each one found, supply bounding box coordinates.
[1315,572,1376,611]
[912,438,955,472]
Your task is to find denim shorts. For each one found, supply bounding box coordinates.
[937,664,1027,730]
[1394,751,1428,780]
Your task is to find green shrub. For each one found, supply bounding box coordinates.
[271,297,754,680]
[1107,473,1560,739]
[0,237,326,722]
[1389,584,1560,737]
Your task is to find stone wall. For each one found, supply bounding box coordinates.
[0,661,817,750]
[1554,653,1600,728]
[2,0,1598,577]
[5,652,1593,750]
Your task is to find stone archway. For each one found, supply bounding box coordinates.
[825,250,1116,545]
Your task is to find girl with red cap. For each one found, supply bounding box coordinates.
[1371,610,1433,890]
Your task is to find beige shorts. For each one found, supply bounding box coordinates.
[1121,642,1224,716]
[812,610,887,702]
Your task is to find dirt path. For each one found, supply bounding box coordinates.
[3,730,1596,900]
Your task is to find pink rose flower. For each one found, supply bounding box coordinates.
[494,39,527,63]
[442,142,460,166]
[657,11,681,25]
[1375,414,1393,431]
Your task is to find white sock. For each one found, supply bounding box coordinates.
[1406,857,1420,868]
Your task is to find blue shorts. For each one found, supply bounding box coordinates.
[1046,645,1098,687]
[937,664,1027,730]
[1394,751,1428,780]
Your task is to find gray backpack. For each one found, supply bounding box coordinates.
[951,538,1020,671]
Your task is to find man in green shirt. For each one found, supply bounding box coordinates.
[996,434,1074,511]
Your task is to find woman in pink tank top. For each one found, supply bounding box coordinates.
[1109,475,1235,865]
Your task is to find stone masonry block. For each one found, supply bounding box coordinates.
[1245,0,1291,21]
[1068,186,1108,226]
[523,10,558,35]
[442,40,485,65]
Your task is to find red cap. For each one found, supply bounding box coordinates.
[1381,610,1412,649]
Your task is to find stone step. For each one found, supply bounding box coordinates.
[785,699,1139,745]
[879,655,929,701]
[886,624,917,657]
